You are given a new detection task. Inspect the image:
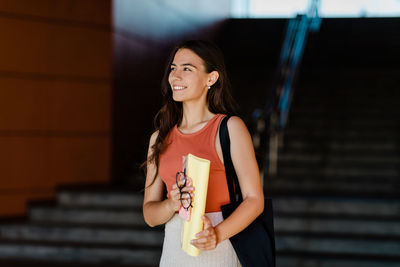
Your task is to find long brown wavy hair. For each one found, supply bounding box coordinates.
[144,40,237,187]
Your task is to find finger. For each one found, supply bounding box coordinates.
[171,191,181,200]
[191,238,216,250]
[202,215,212,228]
[190,237,208,246]
[195,229,210,238]
[182,186,194,192]
[191,242,209,250]
[180,192,193,200]
[171,190,181,202]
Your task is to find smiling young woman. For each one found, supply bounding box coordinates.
[142,40,264,267]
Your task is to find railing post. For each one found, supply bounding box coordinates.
[268,112,278,177]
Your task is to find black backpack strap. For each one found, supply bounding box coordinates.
[219,115,243,203]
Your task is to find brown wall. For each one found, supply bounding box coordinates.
[0,0,112,216]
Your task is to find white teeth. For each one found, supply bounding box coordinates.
[173,86,186,90]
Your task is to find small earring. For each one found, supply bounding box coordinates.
[208,85,211,89]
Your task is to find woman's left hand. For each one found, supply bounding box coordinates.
[191,215,218,250]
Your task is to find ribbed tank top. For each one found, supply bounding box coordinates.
[159,114,230,212]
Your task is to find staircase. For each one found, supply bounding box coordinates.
[0,186,163,266]
[267,67,400,267]
[218,17,400,267]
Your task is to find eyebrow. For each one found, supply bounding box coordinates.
[171,63,197,69]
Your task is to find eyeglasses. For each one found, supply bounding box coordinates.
[176,170,193,211]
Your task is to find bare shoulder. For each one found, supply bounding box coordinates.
[226,116,249,134]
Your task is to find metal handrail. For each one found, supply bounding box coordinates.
[253,0,321,182]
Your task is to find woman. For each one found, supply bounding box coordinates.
[143,40,264,266]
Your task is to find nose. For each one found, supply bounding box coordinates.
[170,69,182,81]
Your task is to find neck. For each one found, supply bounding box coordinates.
[181,101,214,128]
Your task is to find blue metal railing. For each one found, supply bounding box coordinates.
[277,0,321,129]
[253,0,321,178]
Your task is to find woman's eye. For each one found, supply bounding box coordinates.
[183,67,191,71]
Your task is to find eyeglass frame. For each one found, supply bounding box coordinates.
[176,170,193,211]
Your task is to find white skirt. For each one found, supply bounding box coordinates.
[159,212,242,267]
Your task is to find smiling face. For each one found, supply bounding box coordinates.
[168,48,217,103]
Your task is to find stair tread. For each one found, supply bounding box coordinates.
[0,222,162,231]
[0,258,155,267]
[275,218,400,236]
[0,240,161,265]
[0,238,162,250]
[275,235,400,256]
[277,250,400,262]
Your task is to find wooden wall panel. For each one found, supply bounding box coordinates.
[0,0,110,26]
[47,137,110,184]
[0,17,110,78]
[0,137,109,188]
[0,1,111,217]
[0,77,110,131]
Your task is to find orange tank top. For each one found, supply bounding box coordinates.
[159,114,230,212]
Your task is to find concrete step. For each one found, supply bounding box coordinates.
[0,260,156,267]
[277,166,399,178]
[288,119,399,131]
[267,177,399,197]
[57,191,143,208]
[0,224,163,246]
[293,88,400,99]
[0,240,161,265]
[300,67,400,79]
[275,234,400,257]
[284,129,399,141]
[273,197,400,217]
[277,160,400,172]
[29,207,146,226]
[293,96,399,107]
[291,107,400,118]
[278,153,400,166]
[291,117,399,126]
[275,217,400,236]
[277,254,400,267]
[292,107,399,116]
[283,140,399,153]
[294,87,400,98]
[290,104,400,115]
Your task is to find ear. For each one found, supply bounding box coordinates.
[207,71,219,87]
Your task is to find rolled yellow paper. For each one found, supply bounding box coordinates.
[181,153,210,256]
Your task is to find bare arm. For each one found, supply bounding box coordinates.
[143,131,193,227]
[192,116,264,249]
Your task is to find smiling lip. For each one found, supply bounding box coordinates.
[172,85,187,91]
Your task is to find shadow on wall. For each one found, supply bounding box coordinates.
[111,0,232,187]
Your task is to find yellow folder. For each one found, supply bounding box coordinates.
[181,153,210,256]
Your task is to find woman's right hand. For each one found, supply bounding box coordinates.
[167,183,194,212]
